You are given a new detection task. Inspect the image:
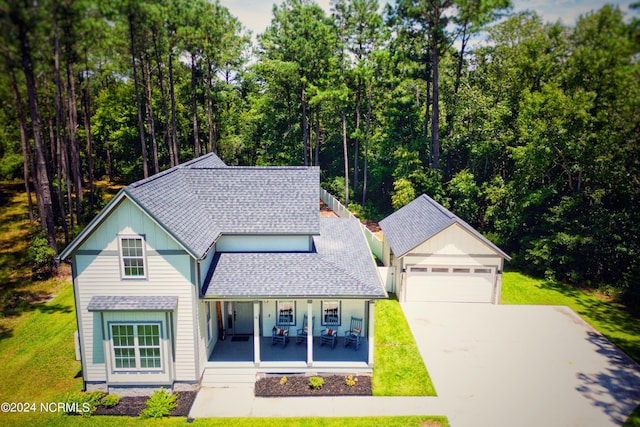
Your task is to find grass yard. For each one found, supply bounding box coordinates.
[501,272,640,364]
[625,406,640,427]
[372,294,436,396]
[39,416,449,426]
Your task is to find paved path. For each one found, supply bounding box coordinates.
[190,303,640,426]
[189,386,443,418]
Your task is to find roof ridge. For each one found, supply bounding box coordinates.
[188,165,318,170]
[420,194,456,221]
[128,166,181,188]
[179,153,223,168]
[129,153,227,188]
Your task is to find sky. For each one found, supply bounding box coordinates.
[219,0,639,40]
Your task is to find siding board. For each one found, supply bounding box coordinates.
[74,199,199,385]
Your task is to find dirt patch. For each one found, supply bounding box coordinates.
[320,210,339,217]
[320,201,338,217]
[254,375,372,397]
[93,391,196,417]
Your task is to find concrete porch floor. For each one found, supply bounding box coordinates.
[208,335,369,363]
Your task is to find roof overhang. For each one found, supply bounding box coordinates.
[87,295,178,312]
[201,294,385,300]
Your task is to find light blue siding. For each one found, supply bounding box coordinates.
[216,235,311,252]
[74,196,198,385]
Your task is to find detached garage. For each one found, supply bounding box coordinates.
[379,194,511,304]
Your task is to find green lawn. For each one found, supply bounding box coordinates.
[625,405,640,427]
[372,294,436,396]
[501,272,640,363]
[40,416,449,426]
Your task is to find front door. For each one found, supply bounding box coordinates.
[232,302,253,335]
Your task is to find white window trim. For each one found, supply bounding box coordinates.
[110,322,163,372]
[118,235,148,279]
[321,301,341,326]
[276,300,296,326]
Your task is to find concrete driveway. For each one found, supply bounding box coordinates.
[401,302,640,427]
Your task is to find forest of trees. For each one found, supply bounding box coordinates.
[1,0,639,310]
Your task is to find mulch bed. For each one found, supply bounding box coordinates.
[254,375,372,397]
[93,391,196,417]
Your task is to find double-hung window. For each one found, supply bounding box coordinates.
[119,235,147,279]
[276,301,295,326]
[321,301,341,326]
[111,323,162,371]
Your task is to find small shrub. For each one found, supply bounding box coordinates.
[100,394,120,408]
[28,234,56,279]
[139,389,177,419]
[345,374,357,387]
[347,202,364,219]
[308,376,324,390]
[279,376,287,385]
[65,390,105,417]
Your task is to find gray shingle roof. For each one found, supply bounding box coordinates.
[87,296,178,311]
[124,153,320,258]
[379,194,510,259]
[202,217,386,299]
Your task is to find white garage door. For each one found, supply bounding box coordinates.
[406,266,495,303]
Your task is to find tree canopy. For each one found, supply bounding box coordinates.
[0,0,639,311]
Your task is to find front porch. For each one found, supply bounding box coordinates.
[208,335,370,364]
[202,334,372,386]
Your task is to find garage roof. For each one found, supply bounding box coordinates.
[379,194,511,260]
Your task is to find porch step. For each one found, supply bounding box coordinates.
[201,368,257,388]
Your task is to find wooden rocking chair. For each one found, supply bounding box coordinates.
[271,313,290,348]
[344,317,363,350]
[320,315,339,349]
[296,314,314,344]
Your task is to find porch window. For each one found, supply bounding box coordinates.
[321,301,341,326]
[111,323,161,371]
[206,302,213,342]
[118,235,147,279]
[276,301,295,325]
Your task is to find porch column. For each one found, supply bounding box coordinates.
[368,301,375,367]
[253,301,261,365]
[307,300,313,366]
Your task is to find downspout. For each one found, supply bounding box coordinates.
[67,255,87,391]
[192,257,202,383]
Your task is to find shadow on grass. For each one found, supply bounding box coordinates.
[0,290,72,342]
[37,303,73,314]
[0,325,13,340]
[576,331,640,425]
